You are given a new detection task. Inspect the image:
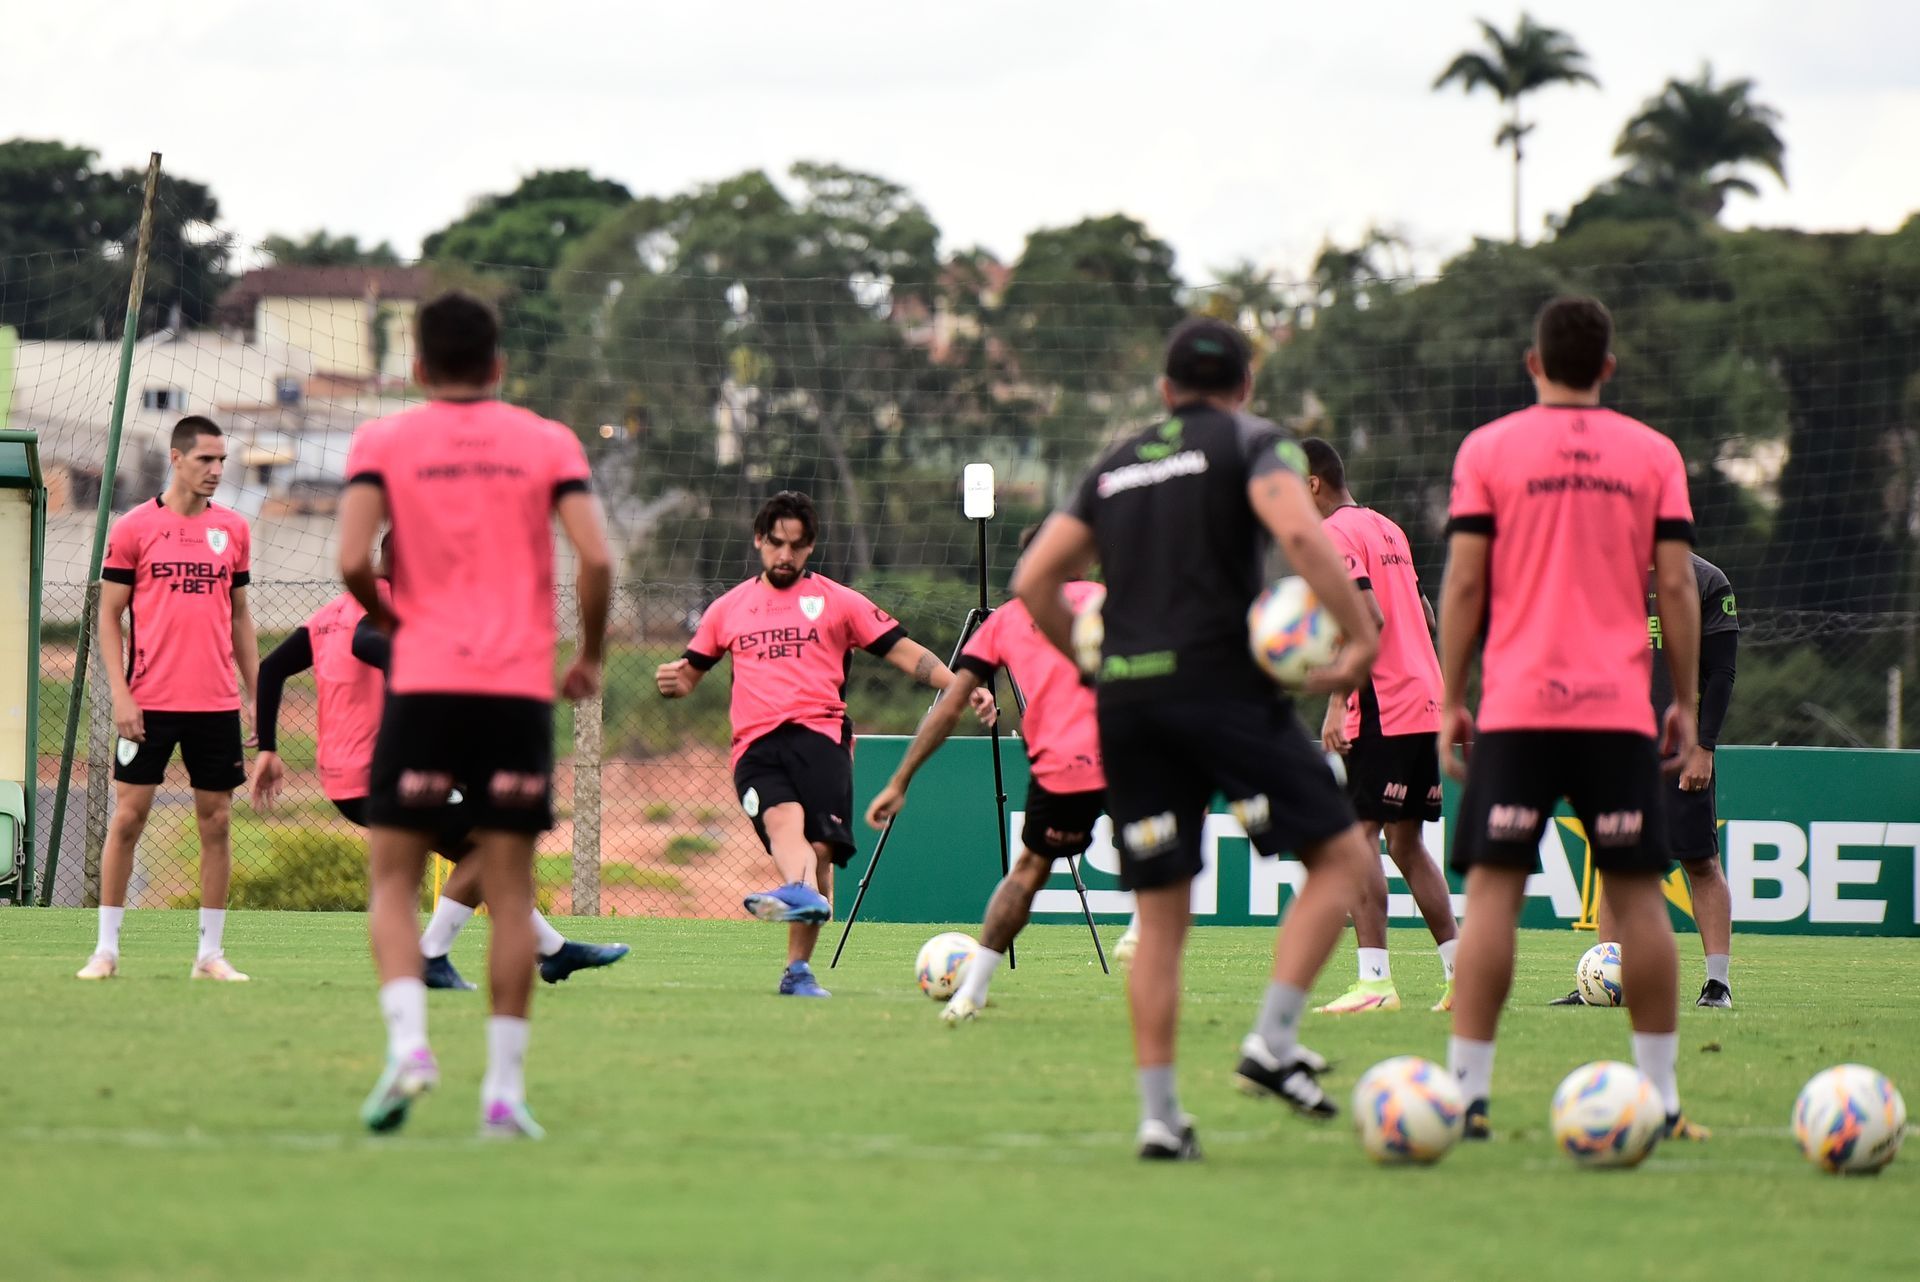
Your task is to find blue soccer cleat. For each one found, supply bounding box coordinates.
[779,961,831,998]
[538,939,631,984]
[743,882,832,925]
[423,954,477,991]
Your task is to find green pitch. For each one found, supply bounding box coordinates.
[3,911,1912,1281]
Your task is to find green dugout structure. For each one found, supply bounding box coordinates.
[0,430,47,904]
[842,737,1920,937]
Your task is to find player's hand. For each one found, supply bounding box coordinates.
[967,686,999,727]
[1439,703,1475,782]
[1660,704,1699,775]
[1301,645,1373,698]
[1320,708,1350,756]
[1678,744,1715,792]
[112,692,144,743]
[655,658,695,699]
[251,751,284,811]
[241,711,259,751]
[560,658,602,701]
[865,781,908,830]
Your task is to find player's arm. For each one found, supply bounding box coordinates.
[865,666,986,829]
[658,599,720,699]
[1653,540,1702,766]
[350,618,392,671]
[556,489,613,701]
[1012,513,1098,659]
[337,482,394,631]
[879,636,997,721]
[1421,593,1438,634]
[251,627,314,810]
[1248,468,1379,694]
[96,578,143,742]
[1435,532,1489,781]
[232,584,261,743]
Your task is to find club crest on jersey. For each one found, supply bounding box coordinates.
[206,528,229,556]
[799,595,825,622]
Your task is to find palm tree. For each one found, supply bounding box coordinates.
[1433,14,1599,243]
[1615,65,1787,220]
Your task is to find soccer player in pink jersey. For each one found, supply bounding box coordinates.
[1438,296,1708,1142]
[656,490,993,998]
[251,577,627,992]
[866,532,1105,1024]
[1299,438,1460,1015]
[337,291,613,1139]
[78,416,259,983]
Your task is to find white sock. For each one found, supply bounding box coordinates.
[1123,911,1139,938]
[1448,1035,1496,1104]
[483,1015,531,1106]
[196,908,227,961]
[1632,1031,1681,1117]
[419,899,476,959]
[379,978,429,1059]
[1437,938,1459,981]
[1357,947,1391,983]
[96,905,125,958]
[956,945,1003,1006]
[532,910,567,957]
[1705,954,1730,986]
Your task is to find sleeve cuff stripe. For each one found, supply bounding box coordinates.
[863,624,909,656]
[1655,519,1696,543]
[101,567,136,584]
[347,472,384,488]
[1446,515,1495,536]
[683,650,720,672]
[553,478,591,500]
[953,655,997,681]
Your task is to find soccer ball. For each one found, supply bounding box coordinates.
[1352,1056,1466,1165]
[1248,576,1341,688]
[1793,1064,1906,1175]
[915,932,978,1000]
[1575,941,1624,1007]
[1070,583,1105,678]
[1550,1061,1665,1168]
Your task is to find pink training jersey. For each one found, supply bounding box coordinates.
[687,572,905,768]
[1448,404,1694,736]
[102,498,252,712]
[1324,506,1442,740]
[344,400,592,701]
[303,589,386,800]
[954,584,1105,795]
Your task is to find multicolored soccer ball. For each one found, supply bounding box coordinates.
[1550,1061,1664,1168]
[1070,583,1106,679]
[1575,941,1624,1007]
[1248,576,1341,688]
[914,932,978,1000]
[1793,1064,1906,1175]
[1352,1056,1466,1164]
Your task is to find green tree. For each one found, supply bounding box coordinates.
[1433,14,1599,243]
[1614,65,1787,220]
[260,230,400,266]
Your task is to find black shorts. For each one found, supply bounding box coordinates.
[1345,731,1444,824]
[113,710,246,791]
[367,694,555,836]
[1020,781,1106,861]
[1098,695,1355,892]
[1453,730,1668,876]
[1663,773,1720,864]
[734,723,856,865]
[332,796,475,860]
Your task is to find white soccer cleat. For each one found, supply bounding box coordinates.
[479,1099,547,1141]
[1112,929,1139,967]
[76,952,118,981]
[941,994,981,1026]
[190,955,250,982]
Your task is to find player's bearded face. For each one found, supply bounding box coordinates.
[757,519,814,588]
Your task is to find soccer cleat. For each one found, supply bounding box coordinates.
[1233,1034,1336,1119]
[778,961,831,998]
[743,882,832,925]
[75,952,118,981]
[422,954,477,991]
[478,1098,546,1141]
[1136,1115,1202,1161]
[1315,979,1401,1014]
[360,1047,439,1134]
[1112,928,1139,967]
[1548,990,1585,1006]
[1696,979,1733,1009]
[941,994,980,1026]
[539,939,631,984]
[190,955,250,982]
[1462,1098,1491,1141]
[1431,981,1454,1013]
[1664,1112,1712,1142]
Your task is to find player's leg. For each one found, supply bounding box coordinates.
[1685,855,1733,1006]
[1317,818,1397,1014]
[945,848,1054,1022]
[1385,817,1460,1007]
[362,824,439,1132]
[187,788,247,980]
[1130,879,1198,1158]
[1448,864,1528,1135]
[739,730,834,925]
[474,829,545,1137]
[420,855,482,990]
[79,779,156,978]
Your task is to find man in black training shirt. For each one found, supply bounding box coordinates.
[1015,318,1381,1161]
[1553,554,1740,1007]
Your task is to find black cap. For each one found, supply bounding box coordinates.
[1164,317,1252,393]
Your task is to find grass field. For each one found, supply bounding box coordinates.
[4,911,1913,1281]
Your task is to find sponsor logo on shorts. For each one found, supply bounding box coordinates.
[742,787,760,818]
[1044,827,1089,850]
[1229,794,1272,835]
[1121,812,1179,858]
[116,738,138,767]
[1486,804,1542,841]
[488,771,547,807]
[449,788,465,805]
[1427,786,1443,804]
[1382,782,1408,805]
[1590,809,1645,847]
[397,770,455,806]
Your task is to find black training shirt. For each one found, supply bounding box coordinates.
[1649,553,1739,745]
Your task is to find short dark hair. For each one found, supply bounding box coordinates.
[753,490,817,546]
[1299,437,1345,490]
[416,290,500,385]
[1534,296,1613,390]
[1164,316,1252,394]
[170,415,221,454]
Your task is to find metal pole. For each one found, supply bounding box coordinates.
[43,152,162,905]
[1889,666,1903,750]
[571,680,604,917]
